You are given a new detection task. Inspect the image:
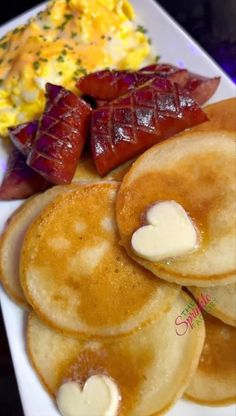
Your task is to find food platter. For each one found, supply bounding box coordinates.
[0,1,235,415]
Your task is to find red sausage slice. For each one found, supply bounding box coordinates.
[185,73,221,105]
[77,70,157,101]
[90,77,208,176]
[9,120,38,156]
[27,83,92,184]
[139,63,189,87]
[0,148,49,201]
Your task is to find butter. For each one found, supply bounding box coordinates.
[131,201,198,262]
[56,375,120,416]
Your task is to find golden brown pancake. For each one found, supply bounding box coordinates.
[27,291,205,416]
[189,284,236,327]
[73,151,133,182]
[20,182,179,337]
[116,130,236,287]
[198,97,236,132]
[0,185,76,307]
[185,313,236,406]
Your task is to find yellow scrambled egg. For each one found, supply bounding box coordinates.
[0,0,152,136]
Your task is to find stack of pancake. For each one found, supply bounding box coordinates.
[0,98,235,415]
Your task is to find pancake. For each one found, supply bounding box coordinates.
[27,291,205,416]
[116,130,236,287]
[20,182,179,337]
[0,185,77,307]
[189,284,236,327]
[185,313,236,406]
[73,151,133,182]
[197,97,236,132]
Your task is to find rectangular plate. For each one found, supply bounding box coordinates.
[0,1,235,415]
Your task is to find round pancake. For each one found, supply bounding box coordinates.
[197,97,236,132]
[185,313,236,406]
[73,151,133,182]
[116,130,236,287]
[189,284,236,327]
[27,291,205,416]
[0,185,77,307]
[20,182,179,337]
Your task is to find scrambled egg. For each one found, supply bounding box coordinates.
[0,0,152,136]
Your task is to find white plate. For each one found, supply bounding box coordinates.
[0,1,235,415]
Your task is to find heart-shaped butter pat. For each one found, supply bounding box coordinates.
[56,375,120,416]
[131,201,198,262]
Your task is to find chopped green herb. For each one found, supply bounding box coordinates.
[148,38,152,45]
[33,61,40,70]
[0,79,3,86]
[57,55,65,63]
[57,23,66,31]
[71,31,77,38]
[64,13,73,21]
[36,51,41,57]
[137,25,147,34]
[13,27,20,34]
[107,36,112,41]
[155,55,161,62]
[76,58,82,65]
[75,67,87,76]
[58,71,63,76]
[40,57,48,62]
[43,25,51,30]
[0,41,9,50]
[61,49,67,55]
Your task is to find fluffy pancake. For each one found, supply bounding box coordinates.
[116,130,236,287]
[185,313,236,405]
[189,284,236,327]
[20,182,179,337]
[197,97,236,132]
[0,185,76,307]
[27,291,205,416]
[73,152,133,182]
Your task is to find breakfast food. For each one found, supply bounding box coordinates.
[27,291,205,416]
[185,313,236,405]
[0,0,151,136]
[197,97,236,131]
[0,0,235,413]
[20,182,179,337]
[73,152,133,182]
[91,77,207,176]
[131,201,198,262]
[0,184,77,306]
[9,120,38,156]
[0,147,50,200]
[77,64,220,105]
[116,130,236,287]
[175,97,236,136]
[189,284,236,327]
[27,83,92,184]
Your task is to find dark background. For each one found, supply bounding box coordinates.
[0,1,235,415]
